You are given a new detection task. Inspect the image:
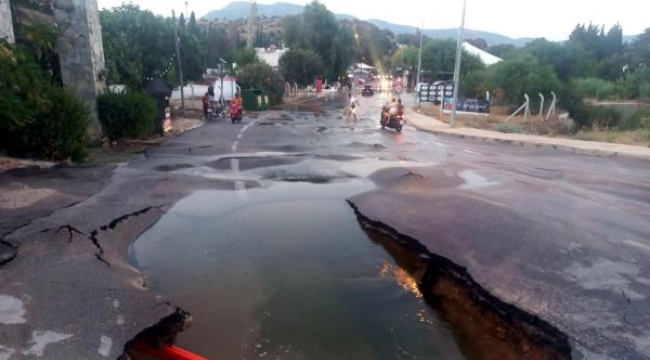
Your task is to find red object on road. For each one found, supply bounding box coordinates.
[131,342,209,360]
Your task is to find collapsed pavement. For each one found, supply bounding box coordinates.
[0,160,251,359]
[348,163,650,360]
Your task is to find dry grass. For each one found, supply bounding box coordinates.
[417,104,575,136]
[573,129,650,147]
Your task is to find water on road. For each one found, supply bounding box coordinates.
[133,180,466,360]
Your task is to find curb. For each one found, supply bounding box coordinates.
[407,122,650,162]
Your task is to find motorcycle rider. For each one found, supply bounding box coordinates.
[231,92,244,117]
[384,98,398,123]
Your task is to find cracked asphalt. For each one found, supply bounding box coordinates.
[1,91,650,359]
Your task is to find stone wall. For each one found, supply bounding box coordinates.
[0,0,15,43]
[53,0,105,137]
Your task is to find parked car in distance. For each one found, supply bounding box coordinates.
[361,85,374,96]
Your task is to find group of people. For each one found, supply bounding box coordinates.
[382,98,404,122]
[346,94,404,122]
[202,85,243,120]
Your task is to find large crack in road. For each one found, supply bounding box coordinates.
[349,200,572,359]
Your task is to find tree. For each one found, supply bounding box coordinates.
[466,38,488,50]
[283,1,340,79]
[332,26,356,77]
[523,38,573,80]
[390,46,419,70]
[489,44,516,59]
[420,39,484,80]
[233,48,259,67]
[279,48,325,86]
[626,28,650,70]
[100,5,205,88]
[485,55,562,108]
[236,62,284,105]
[188,11,198,34]
[178,13,186,29]
[206,25,233,69]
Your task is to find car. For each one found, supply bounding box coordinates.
[361,85,374,96]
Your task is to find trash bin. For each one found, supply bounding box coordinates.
[241,89,268,111]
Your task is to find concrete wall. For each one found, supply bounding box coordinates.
[53,0,105,137]
[0,0,15,43]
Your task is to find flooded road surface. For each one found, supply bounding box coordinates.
[133,180,466,359]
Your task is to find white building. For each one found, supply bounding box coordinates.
[462,42,503,66]
[255,46,288,70]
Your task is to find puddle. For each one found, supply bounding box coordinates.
[458,170,500,190]
[207,156,304,171]
[154,164,194,172]
[132,181,467,359]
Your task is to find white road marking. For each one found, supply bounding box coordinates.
[0,295,26,325]
[462,149,483,155]
[98,335,112,357]
[116,315,125,325]
[112,299,119,309]
[22,331,73,357]
[231,118,262,153]
[231,158,240,172]
[229,116,267,200]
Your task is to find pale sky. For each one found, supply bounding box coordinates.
[97,0,648,41]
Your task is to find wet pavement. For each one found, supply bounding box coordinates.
[1,91,650,359]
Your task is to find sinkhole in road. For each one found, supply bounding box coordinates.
[132,179,568,359]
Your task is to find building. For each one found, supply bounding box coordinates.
[255,45,287,70]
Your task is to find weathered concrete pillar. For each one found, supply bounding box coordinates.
[0,0,15,44]
[53,0,105,138]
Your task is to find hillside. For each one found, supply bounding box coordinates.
[201,2,639,46]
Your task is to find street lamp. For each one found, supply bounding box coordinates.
[173,10,185,116]
[450,0,467,127]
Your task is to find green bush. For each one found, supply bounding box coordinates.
[622,108,650,130]
[97,91,157,141]
[493,124,525,134]
[1,42,90,162]
[10,87,90,162]
[572,77,615,100]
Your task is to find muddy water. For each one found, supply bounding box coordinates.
[132,180,467,359]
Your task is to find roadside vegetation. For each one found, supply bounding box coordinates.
[4,0,650,164]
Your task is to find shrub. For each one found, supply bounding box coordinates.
[97,91,157,141]
[493,124,524,133]
[571,77,615,100]
[1,42,90,162]
[27,87,89,162]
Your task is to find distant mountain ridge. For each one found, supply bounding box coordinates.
[201,2,639,46]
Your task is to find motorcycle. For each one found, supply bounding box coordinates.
[380,105,404,133]
[230,103,243,124]
[206,102,225,122]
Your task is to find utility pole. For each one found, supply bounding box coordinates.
[450,0,467,127]
[416,25,423,109]
[415,19,424,110]
[173,10,185,116]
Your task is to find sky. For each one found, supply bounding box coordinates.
[96,0,648,41]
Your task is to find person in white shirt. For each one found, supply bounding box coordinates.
[347,93,359,120]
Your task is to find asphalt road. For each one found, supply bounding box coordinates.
[1,91,649,359]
